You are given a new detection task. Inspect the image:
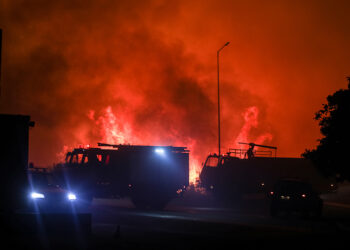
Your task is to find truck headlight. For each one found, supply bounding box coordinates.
[67,193,77,200]
[31,192,45,199]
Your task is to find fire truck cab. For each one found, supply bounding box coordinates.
[53,143,189,209]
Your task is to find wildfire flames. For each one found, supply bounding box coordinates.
[233,106,272,153]
[89,106,133,145]
[1,1,349,184]
[79,105,271,183]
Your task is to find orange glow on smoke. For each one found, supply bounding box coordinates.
[85,105,271,184]
[2,1,350,184]
[88,106,204,184]
[233,106,272,158]
[89,106,133,145]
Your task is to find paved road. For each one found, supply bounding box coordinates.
[89,191,350,249]
[5,188,350,249]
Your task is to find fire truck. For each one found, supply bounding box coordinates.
[199,142,335,202]
[53,143,189,209]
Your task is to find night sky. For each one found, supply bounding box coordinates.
[1,0,350,181]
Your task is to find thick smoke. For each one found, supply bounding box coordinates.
[2,0,348,180]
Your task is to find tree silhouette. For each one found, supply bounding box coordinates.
[303,78,350,182]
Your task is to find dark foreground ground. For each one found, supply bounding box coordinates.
[2,184,350,249]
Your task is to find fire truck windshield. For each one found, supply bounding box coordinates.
[205,156,219,168]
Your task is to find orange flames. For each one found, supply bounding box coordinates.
[87,106,203,184]
[233,106,273,156]
[88,106,134,145]
[3,0,343,182]
[79,105,271,184]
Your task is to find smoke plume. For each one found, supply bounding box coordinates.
[1,0,349,181]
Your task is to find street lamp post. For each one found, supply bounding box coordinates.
[217,42,229,156]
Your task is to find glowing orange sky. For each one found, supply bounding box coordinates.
[1,0,350,180]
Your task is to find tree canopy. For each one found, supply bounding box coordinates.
[303,78,350,182]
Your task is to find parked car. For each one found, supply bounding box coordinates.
[269,178,323,217]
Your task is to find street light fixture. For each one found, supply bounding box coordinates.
[217,42,229,156]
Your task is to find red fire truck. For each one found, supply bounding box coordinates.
[53,143,189,209]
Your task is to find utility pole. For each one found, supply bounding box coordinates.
[217,41,229,155]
